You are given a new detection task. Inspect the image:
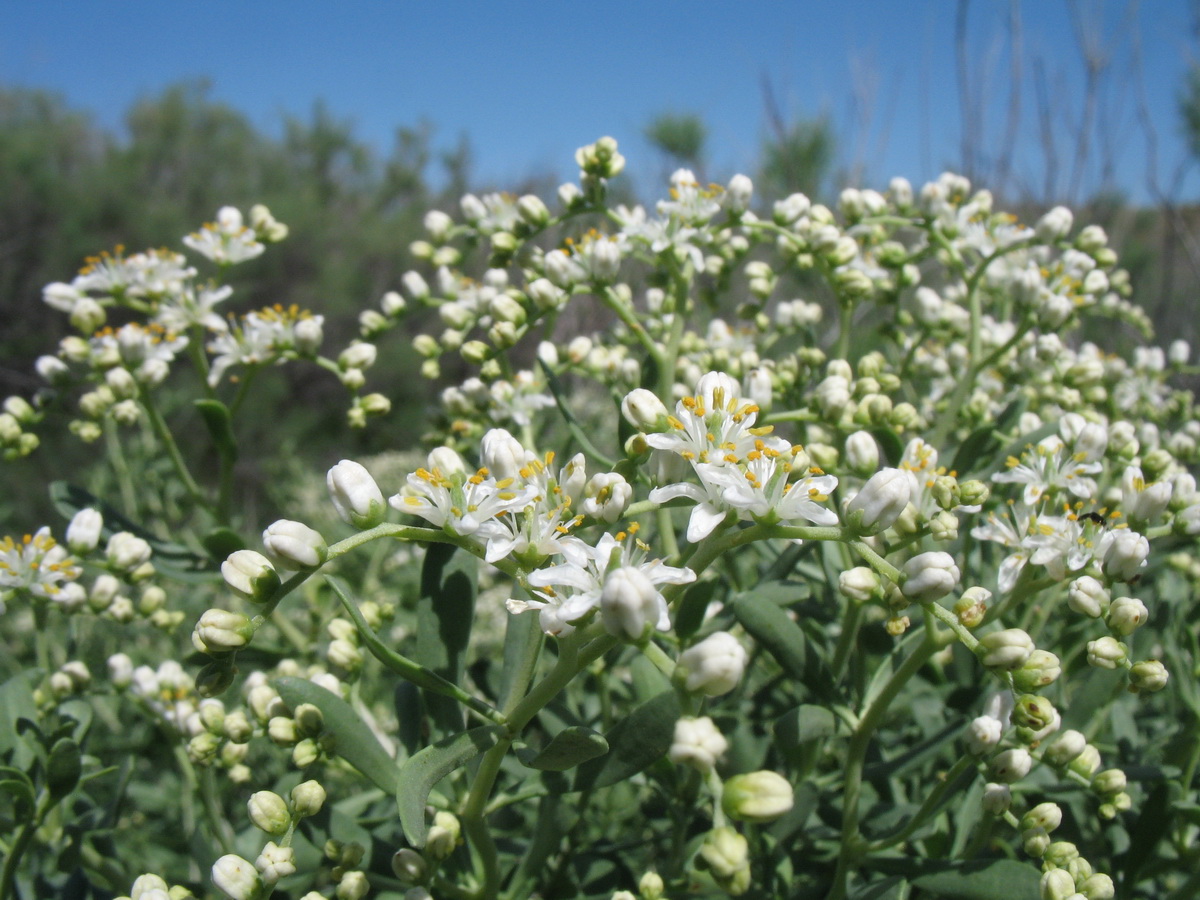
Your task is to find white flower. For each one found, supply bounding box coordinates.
[510,531,694,636]
[391,464,537,540]
[185,207,266,265]
[993,435,1102,506]
[1121,465,1172,523]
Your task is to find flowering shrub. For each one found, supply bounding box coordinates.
[3,137,1199,900]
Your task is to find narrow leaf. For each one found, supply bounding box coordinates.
[46,737,82,800]
[517,727,609,771]
[774,704,845,746]
[573,690,681,791]
[274,676,398,794]
[397,725,506,846]
[194,398,238,465]
[910,859,1039,900]
[418,543,477,734]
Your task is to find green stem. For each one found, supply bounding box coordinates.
[200,766,236,855]
[103,419,139,515]
[139,387,210,512]
[827,630,940,900]
[866,754,976,851]
[0,793,47,900]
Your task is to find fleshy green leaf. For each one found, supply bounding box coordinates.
[194,398,238,466]
[871,428,905,467]
[730,590,835,699]
[418,543,477,734]
[674,580,718,640]
[274,676,398,794]
[910,859,1039,899]
[397,725,506,846]
[774,704,846,746]
[46,737,82,800]
[573,690,681,791]
[517,727,609,771]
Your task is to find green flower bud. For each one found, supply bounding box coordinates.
[721,770,794,823]
[1039,868,1076,900]
[638,871,664,900]
[1012,694,1057,733]
[1086,636,1127,670]
[294,703,325,737]
[425,811,461,861]
[221,551,281,604]
[696,826,750,896]
[293,738,321,768]
[1069,745,1102,779]
[391,849,427,885]
[1077,873,1114,900]
[291,779,326,817]
[1013,650,1062,691]
[195,609,255,653]
[1022,802,1063,833]
[248,791,290,835]
[1091,768,1126,796]
[978,628,1035,671]
[1129,659,1169,692]
[953,586,990,628]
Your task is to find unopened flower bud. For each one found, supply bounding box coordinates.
[669,716,727,773]
[581,473,632,524]
[425,810,461,861]
[1040,867,1076,900]
[676,632,747,696]
[1086,636,1127,669]
[106,532,152,571]
[108,653,134,689]
[291,779,326,816]
[1106,596,1147,636]
[67,508,103,554]
[839,566,882,603]
[696,827,750,896]
[248,791,290,835]
[844,431,880,475]
[722,770,794,823]
[1092,768,1126,796]
[981,782,1011,814]
[953,586,990,628]
[1013,649,1062,691]
[327,460,386,529]
[255,842,296,884]
[621,388,669,432]
[1101,530,1148,582]
[336,871,369,900]
[846,468,911,535]
[262,519,327,571]
[901,551,960,601]
[601,566,665,642]
[294,318,323,355]
[1012,694,1057,733]
[979,628,1035,670]
[212,854,263,900]
[1067,576,1108,618]
[990,748,1033,783]
[222,551,281,603]
[391,849,427,885]
[196,609,254,653]
[1129,659,1169,692]
[1077,873,1114,899]
[338,341,377,372]
[1069,745,1102,779]
[1035,206,1074,243]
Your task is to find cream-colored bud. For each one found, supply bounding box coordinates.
[721,770,794,823]
[247,791,290,835]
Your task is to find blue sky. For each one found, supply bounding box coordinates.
[2,1,1197,203]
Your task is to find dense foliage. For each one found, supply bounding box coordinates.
[3,132,1200,900]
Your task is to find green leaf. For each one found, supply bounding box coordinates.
[950,424,1000,478]
[418,543,477,734]
[194,398,238,466]
[1120,782,1173,886]
[396,724,506,847]
[774,704,846,746]
[730,591,805,679]
[517,727,609,771]
[573,690,681,791]
[871,428,905,467]
[274,676,398,794]
[0,769,36,819]
[850,875,909,900]
[202,527,246,561]
[0,673,39,767]
[910,859,1039,900]
[46,737,82,800]
[498,604,543,713]
[49,481,213,575]
[674,580,718,640]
